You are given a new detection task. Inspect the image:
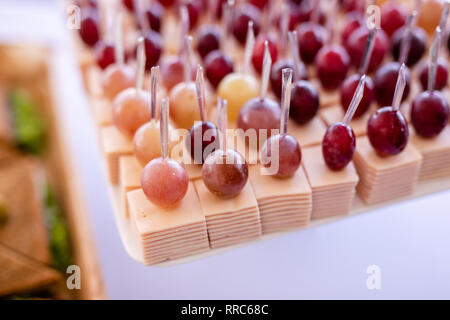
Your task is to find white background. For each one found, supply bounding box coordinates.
[1,0,449,299]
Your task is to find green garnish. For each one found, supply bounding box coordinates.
[44,184,72,272]
[8,89,47,155]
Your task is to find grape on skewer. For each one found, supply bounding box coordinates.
[169,35,203,129]
[237,41,281,141]
[368,64,410,156]
[161,5,194,90]
[112,37,151,137]
[340,28,377,119]
[287,30,319,125]
[232,2,262,45]
[418,3,450,91]
[78,7,100,47]
[133,66,175,167]
[411,27,450,138]
[102,12,135,101]
[391,25,427,67]
[323,75,365,170]
[251,33,278,74]
[141,97,189,208]
[270,5,307,100]
[201,0,234,87]
[140,0,164,33]
[374,11,417,107]
[202,98,249,198]
[380,1,407,38]
[261,68,302,178]
[218,20,259,121]
[314,0,351,90]
[185,65,220,164]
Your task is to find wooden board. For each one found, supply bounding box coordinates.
[0,44,105,299]
[71,0,450,267]
[99,153,450,267]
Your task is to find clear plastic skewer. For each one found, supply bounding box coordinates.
[428,27,442,92]
[280,3,289,55]
[179,5,190,56]
[325,0,338,44]
[160,97,169,160]
[280,68,293,134]
[223,0,235,40]
[195,65,207,122]
[358,28,377,75]
[150,66,159,120]
[136,36,146,93]
[260,41,272,99]
[218,98,228,153]
[439,0,450,31]
[243,21,255,74]
[392,64,407,110]
[399,11,418,65]
[134,0,150,32]
[114,12,125,65]
[183,35,193,83]
[288,30,303,80]
[344,75,366,125]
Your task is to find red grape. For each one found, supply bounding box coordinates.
[157,0,176,8]
[232,3,262,45]
[186,121,219,164]
[296,22,326,64]
[261,133,302,178]
[196,25,221,59]
[322,122,356,170]
[270,59,307,99]
[202,149,249,198]
[141,30,162,70]
[95,42,115,70]
[145,1,164,33]
[315,44,350,90]
[290,80,319,124]
[367,107,409,156]
[341,11,363,49]
[251,33,278,74]
[122,0,134,11]
[380,2,407,37]
[374,62,411,107]
[340,74,374,118]
[78,9,100,47]
[204,50,234,88]
[214,0,227,20]
[275,2,309,31]
[411,90,449,138]
[341,0,365,13]
[391,26,427,67]
[418,59,449,91]
[161,56,189,90]
[237,98,281,140]
[249,0,269,9]
[347,26,389,72]
[184,0,201,30]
